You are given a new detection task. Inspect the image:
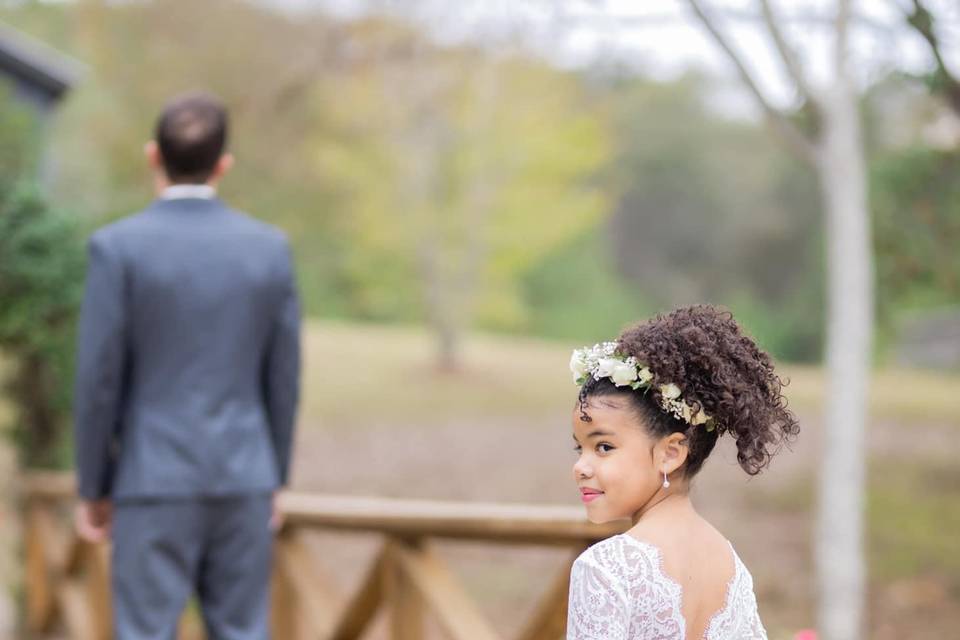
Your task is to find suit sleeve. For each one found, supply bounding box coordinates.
[263,238,301,485]
[73,233,127,500]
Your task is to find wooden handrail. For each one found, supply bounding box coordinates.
[18,470,76,499]
[20,471,628,640]
[280,493,625,544]
[18,473,625,542]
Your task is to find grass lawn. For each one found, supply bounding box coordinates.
[300,320,960,428]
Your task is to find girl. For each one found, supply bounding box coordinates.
[566,305,799,639]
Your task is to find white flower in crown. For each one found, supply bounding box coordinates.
[570,341,716,429]
[689,408,711,426]
[659,383,682,400]
[658,392,713,428]
[610,360,639,387]
[595,357,621,380]
[570,351,589,384]
[637,367,654,385]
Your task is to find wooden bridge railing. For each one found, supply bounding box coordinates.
[20,472,628,640]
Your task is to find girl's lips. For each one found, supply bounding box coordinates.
[580,488,603,503]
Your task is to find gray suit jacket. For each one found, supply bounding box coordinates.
[73,196,300,501]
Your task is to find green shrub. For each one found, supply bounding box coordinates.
[0,184,84,468]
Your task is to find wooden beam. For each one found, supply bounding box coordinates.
[329,542,389,640]
[20,471,76,499]
[514,547,586,640]
[279,493,627,545]
[274,529,344,638]
[393,542,501,640]
[19,473,627,545]
[387,540,424,640]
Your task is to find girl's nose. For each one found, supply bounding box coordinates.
[573,457,592,479]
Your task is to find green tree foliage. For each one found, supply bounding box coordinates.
[4,0,348,293]
[0,187,84,467]
[871,147,960,319]
[598,74,825,360]
[1,1,838,363]
[0,86,83,468]
[520,227,653,343]
[0,184,84,469]
[314,21,608,365]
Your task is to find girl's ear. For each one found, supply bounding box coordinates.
[659,432,689,475]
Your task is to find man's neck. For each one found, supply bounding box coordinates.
[153,173,218,197]
[159,183,217,200]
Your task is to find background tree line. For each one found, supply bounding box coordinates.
[1,0,957,460]
[3,0,956,365]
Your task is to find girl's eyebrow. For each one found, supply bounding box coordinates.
[587,429,615,439]
[572,429,616,444]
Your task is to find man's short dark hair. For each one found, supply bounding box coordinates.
[155,92,228,184]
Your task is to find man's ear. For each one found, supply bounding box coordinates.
[210,153,234,183]
[144,140,163,170]
[659,432,689,476]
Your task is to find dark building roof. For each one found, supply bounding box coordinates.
[0,20,84,106]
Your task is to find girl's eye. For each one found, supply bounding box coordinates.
[573,444,583,454]
[596,443,614,454]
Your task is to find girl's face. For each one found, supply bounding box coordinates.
[572,396,664,524]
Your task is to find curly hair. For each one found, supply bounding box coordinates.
[577,305,799,477]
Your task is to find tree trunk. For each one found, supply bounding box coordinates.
[815,76,873,640]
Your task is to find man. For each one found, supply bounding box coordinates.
[73,91,300,639]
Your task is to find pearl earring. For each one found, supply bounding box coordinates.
[662,471,670,489]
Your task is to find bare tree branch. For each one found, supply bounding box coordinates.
[758,0,820,109]
[686,0,818,166]
[905,0,960,116]
[545,9,895,32]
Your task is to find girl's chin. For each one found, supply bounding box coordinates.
[584,504,634,525]
[585,509,616,525]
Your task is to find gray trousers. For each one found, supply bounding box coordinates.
[111,494,273,640]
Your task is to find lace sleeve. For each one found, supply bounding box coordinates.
[566,552,630,640]
[719,559,768,640]
[741,586,768,640]
[745,606,767,640]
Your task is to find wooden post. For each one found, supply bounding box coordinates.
[386,538,424,640]
[86,544,112,640]
[24,502,57,634]
[270,532,299,640]
[58,577,98,640]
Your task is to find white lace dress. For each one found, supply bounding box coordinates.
[566,534,767,640]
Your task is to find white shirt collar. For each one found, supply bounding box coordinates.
[160,184,217,200]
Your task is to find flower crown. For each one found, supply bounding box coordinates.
[570,341,716,430]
